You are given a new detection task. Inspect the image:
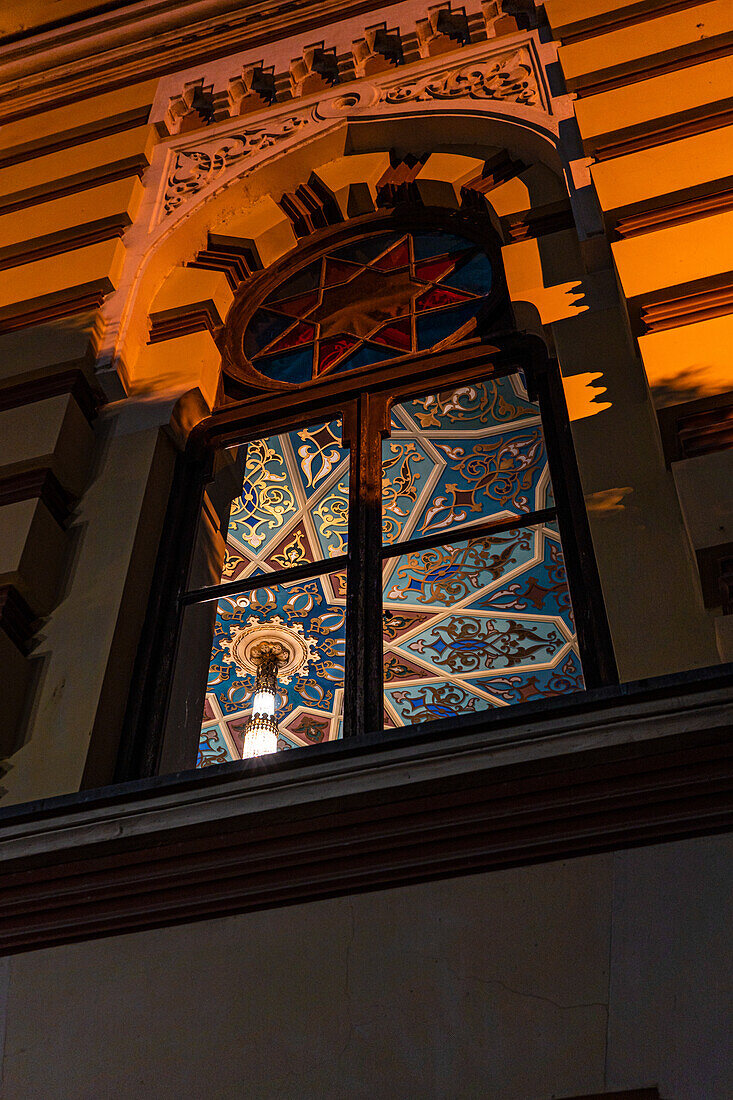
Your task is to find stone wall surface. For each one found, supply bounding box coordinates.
[0,835,730,1099]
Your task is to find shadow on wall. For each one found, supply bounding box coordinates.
[649,364,730,409]
[562,371,611,421]
[0,310,101,383]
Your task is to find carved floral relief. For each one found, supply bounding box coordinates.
[158,39,545,221]
[383,49,538,107]
[163,114,310,215]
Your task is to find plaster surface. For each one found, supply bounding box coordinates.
[0,405,172,805]
[2,835,731,1099]
[605,834,733,1100]
[2,853,613,1100]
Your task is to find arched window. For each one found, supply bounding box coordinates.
[123,210,616,777]
[230,222,502,386]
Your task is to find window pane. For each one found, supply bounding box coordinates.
[382,376,550,546]
[198,570,346,765]
[382,522,584,727]
[242,229,495,384]
[161,568,347,770]
[188,418,349,591]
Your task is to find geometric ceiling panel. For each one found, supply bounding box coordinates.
[383,376,550,546]
[383,522,583,727]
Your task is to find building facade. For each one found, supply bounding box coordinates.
[0,0,731,1096]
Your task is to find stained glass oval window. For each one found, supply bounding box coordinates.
[241,229,497,385]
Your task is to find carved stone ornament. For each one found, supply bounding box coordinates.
[159,42,543,220]
[221,615,317,684]
[384,48,538,107]
[163,114,310,215]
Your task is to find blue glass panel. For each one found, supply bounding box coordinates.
[197,570,346,764]
[474,650,584,705]
[225,418,349,568]
[308,479,349,560]
[383,529,539,606]
[441,252,493,294]
[412,233,472,260]
[415,300,482,349]
[393,375,539,433]
[227,435,298,558]
[473,522,575,633]
[244,309,293,359]
[382,524,584,727]
[383,379,546,545]
[397,423,547,540]
[384,680,493,725]
[255,346,314,384]
[286,420,350,558]
[330,234,396,266]
[331,342,392,374]
[198,724,237,768]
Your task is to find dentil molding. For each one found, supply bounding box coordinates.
[0,0,539,124]
[156,40,550,224]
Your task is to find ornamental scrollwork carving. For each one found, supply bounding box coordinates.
[384,50,538,108]
[163,114,310,216]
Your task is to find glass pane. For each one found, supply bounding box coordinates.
[197,569,347,766]
[188,418,349,591]
[331,233,396,265]
[383,522,584,727]
[243,229,495,384]
[382,376,550,546]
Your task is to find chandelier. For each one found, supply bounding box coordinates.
[242,641,287,757]
[221,616,317,759]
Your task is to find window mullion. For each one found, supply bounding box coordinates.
[344,393,388,737]
[380,507,558,561]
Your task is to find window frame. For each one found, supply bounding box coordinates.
[117,333,617,781]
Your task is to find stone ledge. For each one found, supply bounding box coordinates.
[0,663,730,955]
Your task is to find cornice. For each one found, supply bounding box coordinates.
[0,468,73,527]
[0,0,404,124]
[154,40,547,223]
[0,665,731,955]
[0,584,36,654]
[0,367,100,421]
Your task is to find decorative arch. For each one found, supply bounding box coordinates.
[98,31,600,428]
[115,52,620,770]
[111,137,578,418]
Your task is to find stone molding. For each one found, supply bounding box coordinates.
[0,665,730,955]
[0,368,99,421]
[0,0,532,125]
[0,468,73,528]
[0,584,35,655]
[96,31,577,413]
[104,92,583,403]
[0,0,385,123]
[382,48,539,107]
[163,114,311,215]
[154,36,552,225]
[157,3,528,128]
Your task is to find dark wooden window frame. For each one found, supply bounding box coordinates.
[118,331,617,781]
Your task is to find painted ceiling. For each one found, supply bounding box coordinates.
[197,375,583,766]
